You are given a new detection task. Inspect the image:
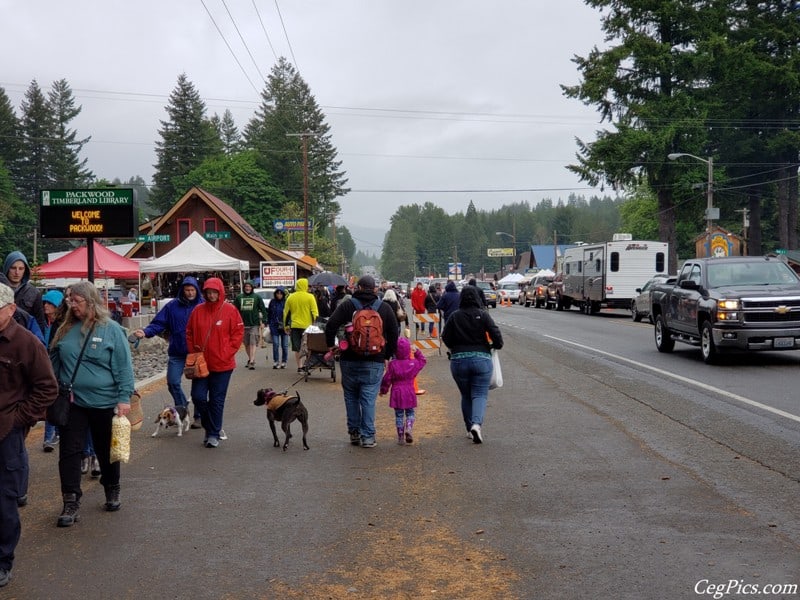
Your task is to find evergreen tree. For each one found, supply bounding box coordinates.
[243,57,349,228]
[17,79,53,205]
[151,73,221,211]
[210,109,240,155]
[47,79,94,187]
[0,158,36,260]
[0,87,21,189]
[563,0,720,271]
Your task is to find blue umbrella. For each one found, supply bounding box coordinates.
[308,271,348,287]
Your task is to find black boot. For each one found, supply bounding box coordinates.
[57,493,80,527]
[104,484,121,512]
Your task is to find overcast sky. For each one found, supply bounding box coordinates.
[1,0,610,252]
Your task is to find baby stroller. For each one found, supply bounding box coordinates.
[299,326,336,382]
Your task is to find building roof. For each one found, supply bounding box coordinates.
[127,186,315,272]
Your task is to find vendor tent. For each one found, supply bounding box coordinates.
[37,241,140,279]
[138,231,249,273]
[497,272,525,284]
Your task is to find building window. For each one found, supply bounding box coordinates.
[178,218,191,243]
[203,218,217,233]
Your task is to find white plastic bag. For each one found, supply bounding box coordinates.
[489,349,503,390]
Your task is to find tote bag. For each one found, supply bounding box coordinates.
[489,349,503,390]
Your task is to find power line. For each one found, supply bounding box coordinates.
[252,0,278,62]
[220,0,267,84]
[199,0,261,95]
[273,0,300,72]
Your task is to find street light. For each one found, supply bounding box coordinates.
[668,152,716,255]
[496,231,516,274]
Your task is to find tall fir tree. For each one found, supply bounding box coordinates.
[151,73,221,211]
[0,87,22,190]
[47,79,94,187]
[17,79,53,205]
[210,109,241,155]
[243,57,349,230]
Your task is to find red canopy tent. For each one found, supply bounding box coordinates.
[37,241,140,279]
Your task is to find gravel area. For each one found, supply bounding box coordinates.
[129,333,169,383]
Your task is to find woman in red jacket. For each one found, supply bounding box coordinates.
[186,278,244,448]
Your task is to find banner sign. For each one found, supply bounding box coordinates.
[260,261,296,287]
[40,188,135,238]
[487,248,514,257]
[273,219,313,232]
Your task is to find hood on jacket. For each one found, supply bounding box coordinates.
[202,277,225,303]
[273,286,286,299]
[3,251,31,286]
[42,289,64,308]
[459,286,483,309]
[428,284,436,294]
[295,278,309,293]
[445,281,457,292]
[179,276,203,306]
[396,336,411,358]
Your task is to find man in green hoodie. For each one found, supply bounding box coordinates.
[234,280,267,370]
[283,278,318,372]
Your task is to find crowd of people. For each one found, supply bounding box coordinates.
[0,251,504,591]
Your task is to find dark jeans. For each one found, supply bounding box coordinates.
[0,427,26,570]
[190,370,234,440]
[59,404,119,499]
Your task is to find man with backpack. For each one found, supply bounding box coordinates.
[325,275,399,448]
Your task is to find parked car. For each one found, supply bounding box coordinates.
[631,275,672,323]
[524,275,555,308]
[497,282,522,304]
[474,280,497,308]
[254,287,276,308]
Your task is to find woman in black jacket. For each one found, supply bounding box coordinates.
[441,286,503,444]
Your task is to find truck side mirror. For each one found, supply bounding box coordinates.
[679,280,699,290]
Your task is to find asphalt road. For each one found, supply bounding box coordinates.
[9,314,800,600]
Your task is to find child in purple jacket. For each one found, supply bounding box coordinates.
[379,337,427,444]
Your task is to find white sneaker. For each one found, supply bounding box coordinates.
[219,429,228,441]
[469,424,483,444]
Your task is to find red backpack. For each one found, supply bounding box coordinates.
[349,298,386,356]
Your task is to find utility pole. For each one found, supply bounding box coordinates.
[286,131,319,255]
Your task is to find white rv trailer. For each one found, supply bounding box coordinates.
[560,234,669,314]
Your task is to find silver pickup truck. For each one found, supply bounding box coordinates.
[649,256,800,363]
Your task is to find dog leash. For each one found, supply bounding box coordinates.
[290,371,307,387]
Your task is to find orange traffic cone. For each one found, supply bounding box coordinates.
[431,324,438,338]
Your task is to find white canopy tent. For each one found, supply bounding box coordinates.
[497,272,526,284]
[138,231,249,296]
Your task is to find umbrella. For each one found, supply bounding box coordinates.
[308,271,348,287]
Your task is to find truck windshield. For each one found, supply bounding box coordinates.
[707,262,800,287]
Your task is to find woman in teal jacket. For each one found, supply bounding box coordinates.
[49,281,134,527]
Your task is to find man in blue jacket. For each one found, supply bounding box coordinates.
[132,276,203,422]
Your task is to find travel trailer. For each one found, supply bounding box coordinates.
[560,234,669,314]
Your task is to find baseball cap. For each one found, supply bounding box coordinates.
[0,283,14,309]
[357,275,376,290]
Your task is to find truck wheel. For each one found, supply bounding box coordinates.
[631,301,643,322]
[654,315,674,353]
[701,320,718,364]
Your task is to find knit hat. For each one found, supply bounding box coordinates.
[42,289,65,308]
[0,283,13,308]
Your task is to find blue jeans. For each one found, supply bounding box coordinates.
[166,355,189,408]
[0,427,26,570]
[339,360,385,440]
[44,421,58,443]
[190,370,233,440]
[450,355,493,430]
[271,332,289,364]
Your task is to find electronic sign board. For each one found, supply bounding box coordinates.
[39,189,135,238]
